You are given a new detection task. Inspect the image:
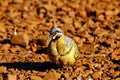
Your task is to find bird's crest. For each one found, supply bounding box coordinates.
[52,16,57,28]
[48,15,63,35]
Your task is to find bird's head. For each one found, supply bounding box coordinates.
[48,28,63,40]
[47,15,63,40]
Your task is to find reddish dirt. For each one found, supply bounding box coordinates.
[0,0,120,80]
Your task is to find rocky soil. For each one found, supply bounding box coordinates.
[0,0,120,80]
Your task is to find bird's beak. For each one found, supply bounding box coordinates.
[47,34,56,40]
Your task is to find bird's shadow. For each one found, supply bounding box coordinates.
[0,62,59,71]
[0,39,11,44]
[0,39,59,71]
[35,47,47,54]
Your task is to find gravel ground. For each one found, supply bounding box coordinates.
[0,0,120,80]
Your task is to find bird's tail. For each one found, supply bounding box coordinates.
[74,42,80,60]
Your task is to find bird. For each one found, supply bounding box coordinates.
[47,16,80,67]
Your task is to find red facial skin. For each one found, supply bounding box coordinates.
[52,32,57,37]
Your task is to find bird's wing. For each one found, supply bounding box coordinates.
[62,36,80,59]
[58,36,74,56]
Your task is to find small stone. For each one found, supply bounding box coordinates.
[0,22,6,32]
[98,14,105,21]
[112,48,120,60]
[62,16,73,25]
[8,74,17,80]
[0,66,7,73]
[92,71,101,79]
[105,10,114,16]
[18,74,24,80]
[115,78,120,80]
[80,11,87,18]
[0,74,3,80]
[73,36,80,44]
[11,32,29,47]
[30,76,42,80]
[43,69,61,80]
[86,35,94,43]
[12,0,23,3]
